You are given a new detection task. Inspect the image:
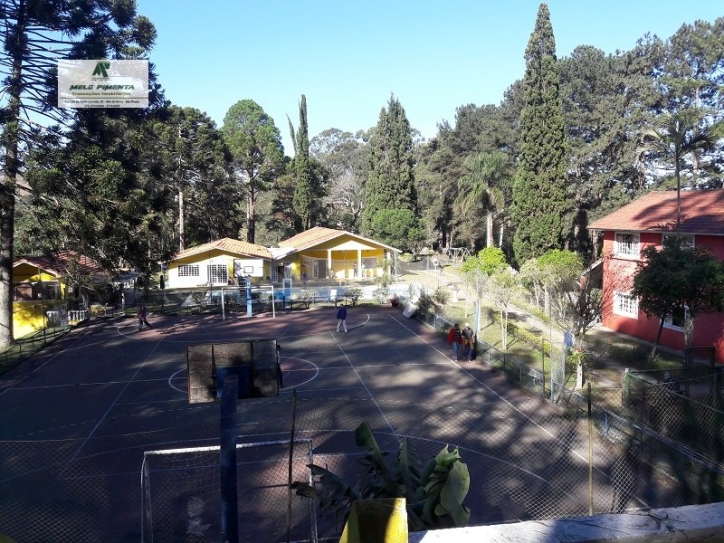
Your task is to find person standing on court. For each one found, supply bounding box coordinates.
[447,323,463,361]
[137,304,151,330]
[462,322,475,361]
[336,303,348,333]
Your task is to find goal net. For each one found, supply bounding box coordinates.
[141,439,316,543]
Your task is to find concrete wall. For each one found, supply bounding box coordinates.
[410,502,724,542]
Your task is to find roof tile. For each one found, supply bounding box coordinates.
[588,190,724,235]
[174,238,272,260]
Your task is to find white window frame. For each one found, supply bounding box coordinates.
[207,264,228,285]
[614,291,639,318]
[614,232,640,258]
[178,264,200,277]
[664,305,689,330]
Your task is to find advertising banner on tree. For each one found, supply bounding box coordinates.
[58,60,148,108]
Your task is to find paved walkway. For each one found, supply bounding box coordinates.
[404,265,687,387]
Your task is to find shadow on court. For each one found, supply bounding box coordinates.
[0,306,680,542]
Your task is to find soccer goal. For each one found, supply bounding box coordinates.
[219,284,282,319]
[141,439,316,543]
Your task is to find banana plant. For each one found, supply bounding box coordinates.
[292,422,470,532]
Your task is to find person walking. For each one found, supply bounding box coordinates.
[336,303,348,333]
[137,304,151,330]
[447,323,463,361]
[462,322,475,361]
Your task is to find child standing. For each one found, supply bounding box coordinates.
[336,304,348,333]
[137,304,151,330]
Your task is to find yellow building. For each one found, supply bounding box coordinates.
[166,227,401,289]
[12,252,105,338]
[275,227,400,282]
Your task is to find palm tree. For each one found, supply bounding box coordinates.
[457,151,512,247]
[639,108,719,228]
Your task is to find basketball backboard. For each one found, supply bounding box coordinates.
[187,339,279,403]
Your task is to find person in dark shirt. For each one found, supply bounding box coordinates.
[336,304,348,333]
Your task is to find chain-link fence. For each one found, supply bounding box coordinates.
[2,390,722,542]
[141,440,316,543]
[622,370,724,463]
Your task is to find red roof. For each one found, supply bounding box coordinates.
[588,190,724,235]
[13,251,105,277]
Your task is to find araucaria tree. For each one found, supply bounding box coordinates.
[222,100,285,243]
[0,0,156,347]
[511,3,570,265]
[361,95,417,238]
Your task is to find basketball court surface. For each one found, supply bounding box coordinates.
[0,305,675,542]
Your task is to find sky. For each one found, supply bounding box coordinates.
[137,0,723,156]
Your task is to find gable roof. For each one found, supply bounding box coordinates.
[588,190,724,235]
[13,251,105,278]
[173,238,272,261]
[278,226,401,253]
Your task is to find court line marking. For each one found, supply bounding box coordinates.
[387,313,591,461]
[58,339,163,477]
[166,357,321,395]
[0,324,105,398]
[114,313,373,344]
[332,330,398,439]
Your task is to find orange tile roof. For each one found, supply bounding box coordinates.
[14,250,106,277]
[173,238,272,260]
[278,226,401,253]
[588,190,724,235]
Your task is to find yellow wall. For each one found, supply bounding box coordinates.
[12,301,63,338]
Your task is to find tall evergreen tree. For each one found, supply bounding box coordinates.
[511,3,570,266]
[291,95,313,231]
[0,0,157,346]
[152,106,233,251]
[361,95,417,237]
[222,99,285,243]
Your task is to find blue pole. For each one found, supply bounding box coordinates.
[220,373,239,542]
[246,276,252,317]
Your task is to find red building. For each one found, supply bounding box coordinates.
[588,189,724,365]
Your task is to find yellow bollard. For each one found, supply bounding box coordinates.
[339,498,408,543]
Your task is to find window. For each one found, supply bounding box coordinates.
[664,305,689,330]
[178,265,200,277]
[207,264,228,285]
[614,292,638,318]
[36,281,61,300]
[662,234,695,249]
[614,233,640,258]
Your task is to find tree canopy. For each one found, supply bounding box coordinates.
[361,95,417,237]
[633,239,724,352]
[511,3,570,265]
[222,99,285,243]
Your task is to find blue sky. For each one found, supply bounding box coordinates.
[138,0,723,156]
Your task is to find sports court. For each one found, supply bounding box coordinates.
[0,305,677,542]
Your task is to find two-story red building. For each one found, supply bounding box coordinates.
[588,189,724,365]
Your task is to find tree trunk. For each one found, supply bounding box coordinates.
[486,209,495,248]
[0,17,25,347]
[651,316,666,359]
[246,191,255,243]
[178,187,185,251]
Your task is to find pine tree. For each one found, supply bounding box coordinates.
[361,95,417,237]
[0,0,157,346]
[511,3,570,265]
[222,99,285,243]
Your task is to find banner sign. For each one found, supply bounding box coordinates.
[58,60,148,108]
